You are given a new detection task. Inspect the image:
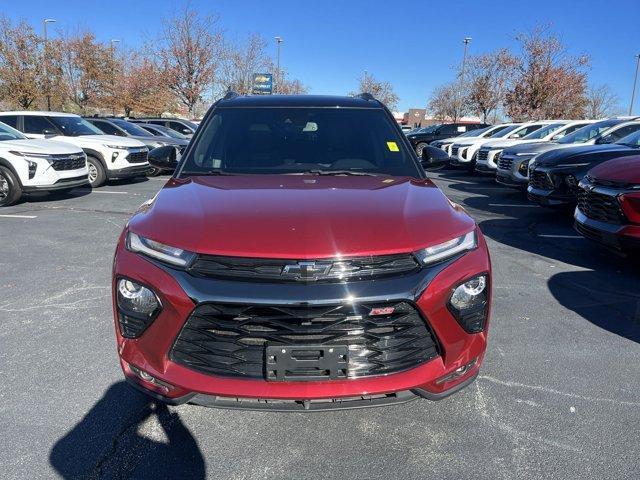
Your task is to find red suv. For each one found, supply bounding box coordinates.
[575,154,640,252]
[112,93,492,411]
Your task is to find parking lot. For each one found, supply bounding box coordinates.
[1,169,639,480]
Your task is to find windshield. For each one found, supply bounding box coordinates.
[49,116,104,136]
[414,124,441,134]
[112,119,153,137]
[148,124,188,139]
[557,119,621,144]
[616,130,640,148]
[523,123,565,140]
[0,121,26,141]
[180,107,422,177]
[490,124,519,138]
[459,126,491,137]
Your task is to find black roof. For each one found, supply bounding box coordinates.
[216,94,382,109]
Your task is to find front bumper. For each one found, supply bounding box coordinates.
[107,164,151,179]
[527,186,574,207]
[574,209,640,252]
[495,171,526,188]
[22,175,89,192]
[112,236,491,409]
[474,162,496,175]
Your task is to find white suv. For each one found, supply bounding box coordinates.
[0,112,149,187]
[0,121,88,206]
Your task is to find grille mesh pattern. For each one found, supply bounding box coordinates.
[577,189,624,224]
[50,155,85,171]
[127,150,148,163]
[497,156,513,171]
[477,150,489,162]
[529,170,554,190]
[171,302,439,380]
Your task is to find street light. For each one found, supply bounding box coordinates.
[43,19,56,111]
[457,37,472,121]
[275,36,283,94]
[629,54,640,116]
[110,39,120,115]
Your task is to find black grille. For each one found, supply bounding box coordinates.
[477,149,489,162]
[188,254,420,283]
[451,146,459,157]
[50,154,86,171]
[170,301,439,380]
[497,156,513,171]
[127,149,148,163]
[529,170,554,190]
[577,188,625,224]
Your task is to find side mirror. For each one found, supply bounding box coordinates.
[595,135,612,145]
[148,145,179,171]
[43,128,57,138]
[421,146,447,167]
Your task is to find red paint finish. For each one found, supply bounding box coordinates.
[588,155,640,185]
[113,174,492,405]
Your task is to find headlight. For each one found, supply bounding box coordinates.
[106,144,128,150]
[116,278,161,338]
[518,160,530,176]
[414,230,477,265]
[448,274,489,333]
[9,150,52,160]
[126,231,196,267]
[515,152,535,157]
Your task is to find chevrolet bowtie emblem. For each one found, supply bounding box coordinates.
[282,261,332,280]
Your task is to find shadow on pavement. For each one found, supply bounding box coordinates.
[548,270,640,344]
[49,382,205,479]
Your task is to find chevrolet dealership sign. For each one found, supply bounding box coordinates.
[252,73,273,95]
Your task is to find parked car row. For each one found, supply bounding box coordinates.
[0,111,194,206]
[424,116,640,254]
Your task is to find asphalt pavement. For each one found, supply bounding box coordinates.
[1,170,639,479]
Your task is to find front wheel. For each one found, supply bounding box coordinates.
[0,166,22,207]
[466,153,478,173]
[147,166,162,177]
[415,142,428,157]
[87,156,106,188]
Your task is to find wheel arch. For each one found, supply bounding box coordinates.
[0,157,23,187]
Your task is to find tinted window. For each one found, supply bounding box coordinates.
[607,124,640,142]
[557,119,621,144]
[48,116,104,136]
[0,122,26,141]
[91,120,122,136]
[181,107,421,177]
[24,115,57,135]
[491,125,520,137]
[523,123,565,140]
[0,115,19,129]
[552,123,589,139]
[148,120,167,126]
[112,119,153,136]
[510,124,543,138]
[168,121,194,134]
[617,129,640,148]
[438,124,460,135]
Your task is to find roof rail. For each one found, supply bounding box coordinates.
[354,92,376,102]
[223,90,240,101]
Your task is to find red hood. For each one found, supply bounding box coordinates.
[128,175,476,258]
[589,155,640,184]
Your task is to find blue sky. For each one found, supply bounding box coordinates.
[5,0,640,112]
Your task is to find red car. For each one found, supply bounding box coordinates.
[112,93,492,411]
[575,154,640,252]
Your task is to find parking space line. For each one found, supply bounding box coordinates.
[538,234,583,239]
[0,214,37,219]
[74,189,129,195]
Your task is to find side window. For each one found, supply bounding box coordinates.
[437,124,457,135]
[23,116,57,135]
[93,120,122,136]
[608,124,640,141]
[553,123,585,139]
[149,120,165,126]
[512,125,542,138]
[169,121,193,134]
[0,115,19,129]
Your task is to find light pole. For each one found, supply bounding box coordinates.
[629,54,640,116]
[43,19,56,111]
[110,39,120,115]
[457,37,472,121]
[275,36,283,94]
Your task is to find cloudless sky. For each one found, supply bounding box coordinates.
[5,0,640,112]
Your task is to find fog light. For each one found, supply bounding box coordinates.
[116,278,161,338]
[112,152,119,162]
[435,358,478,384]
[128,364,173,394]
[518,160,530,176]
[27,160,37,179]
[448,274,489,333]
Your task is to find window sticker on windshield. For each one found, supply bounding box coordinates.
[387,141,399,152]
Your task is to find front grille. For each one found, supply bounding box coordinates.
[127,149,148,163]
[577,188,625,224]
[529,170,554,190]
[50,154,85,171]
[170,301,440,380]
[451,146,459,157]
[497,156,513,171]
[477,149,489,162]
[188,253,420,283]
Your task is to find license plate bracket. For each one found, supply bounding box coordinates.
[265,344,348,381]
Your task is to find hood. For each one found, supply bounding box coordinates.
[0,138,83,155]
[502,141,564,156]
[57,134,146,148]
[588,155,640,184]
[130,136,189,148]
[456,137,504,147]
[128,175,476,258]
[535,144,634,168]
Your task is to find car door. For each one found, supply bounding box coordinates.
[22,115,60,139]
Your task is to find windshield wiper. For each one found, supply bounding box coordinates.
[182,169,231,176]
[302,169,379,176]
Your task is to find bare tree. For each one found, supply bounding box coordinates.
[0,16,43,109]
[428,82,467,121]
[350,72,399,110]
[218,34,271,95]
[504,25,589,120]
[158,5,223,116]
[466,49,518,122]
[585,84,621,118]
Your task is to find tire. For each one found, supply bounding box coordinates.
[86,155,106,188]
[415,142,428,157]
[466,153,477,173]
[147,166,161,177]
[0,166,22,207]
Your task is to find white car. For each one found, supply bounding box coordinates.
[0,121,88,206]
[0,112,149,187]
[432,124,516,156]
[449,123,524,171]
[475,120,595,173]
